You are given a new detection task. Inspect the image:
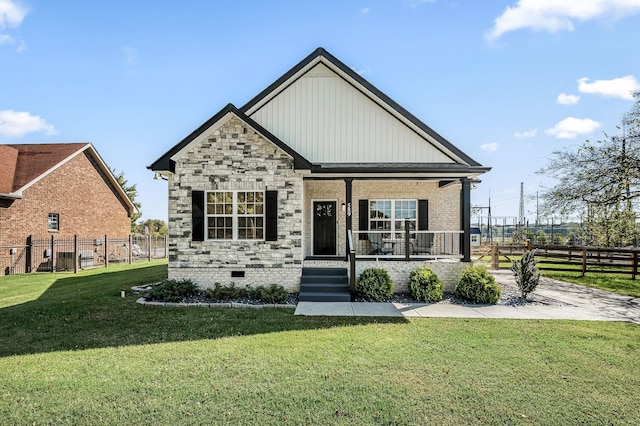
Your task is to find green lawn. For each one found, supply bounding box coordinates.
[542,271,640,298]
[1,262,639,425]
[476,255,640,298]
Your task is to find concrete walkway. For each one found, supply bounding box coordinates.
[294,270,640,323]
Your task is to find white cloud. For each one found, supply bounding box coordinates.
[0,0,27,29]
[0,110,56,137]
[0,33,11,44]
[487,0,640,41]
[557,93,580,105]
[480,142,499,152]
[545,117,601,139]
[514,129,538,138]
[577,75,640,100]
[361,7,370,15]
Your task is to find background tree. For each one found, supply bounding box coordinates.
[136,219,168,236]
[538,92,640,247]
[112,169,142,232]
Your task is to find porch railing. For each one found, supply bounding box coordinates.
[353,224,463,260]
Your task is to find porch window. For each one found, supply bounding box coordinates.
[206,191,264,240]
[369,200,416,238]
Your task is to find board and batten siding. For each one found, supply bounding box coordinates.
[249,63,455,164]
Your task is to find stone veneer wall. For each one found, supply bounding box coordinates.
[168,117,303,291]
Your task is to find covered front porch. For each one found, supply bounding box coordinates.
[302,176,473,262]
[299,175,475,301]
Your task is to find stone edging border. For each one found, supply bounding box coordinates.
[136,297,296,309]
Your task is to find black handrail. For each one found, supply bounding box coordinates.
[347,230,356,295]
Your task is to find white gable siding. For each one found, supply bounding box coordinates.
[250,63,455,164]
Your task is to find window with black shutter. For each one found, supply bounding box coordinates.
[265,190,278,241]
[192,191,205,241]
[358,199,369,240]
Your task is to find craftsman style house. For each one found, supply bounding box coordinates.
[149,48,490,298]
[0,143,136,274]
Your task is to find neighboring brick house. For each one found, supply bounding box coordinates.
[149,48,490,298]
[0,143,136,274]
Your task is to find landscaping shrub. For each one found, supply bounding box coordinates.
[408,266,443,302]
[205,283,247,301]
[248,284,288,304]
[356,268,394,300]
[455,265,501,304]
[148,279,198,303]
[511,249,541,299]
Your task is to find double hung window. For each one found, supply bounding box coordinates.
[369,200,416,238]
[206,191,264,240]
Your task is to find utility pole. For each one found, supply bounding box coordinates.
[519,182,525,227]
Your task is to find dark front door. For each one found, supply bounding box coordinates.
[313,201,337,255]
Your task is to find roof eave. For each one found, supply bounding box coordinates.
[309,163,491,175]
[0,192,22,200]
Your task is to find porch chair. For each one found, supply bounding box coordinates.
[412,233,433,255]
[368,233,394,255]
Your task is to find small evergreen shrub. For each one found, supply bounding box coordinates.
[148,279,198,302]
[356,268,394,300]
[511,249,541,299]
[205,282,247,301]
[455,265,501,304]
[249,284,289,304]
[408,266,443,302]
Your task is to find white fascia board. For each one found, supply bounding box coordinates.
[86,144,138,215]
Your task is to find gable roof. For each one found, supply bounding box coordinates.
[148,103,312,173]
[0,143,136,215]
[242,47,485,169]
[150,48,489,177]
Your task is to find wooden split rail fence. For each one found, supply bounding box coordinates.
[474,243,640,280]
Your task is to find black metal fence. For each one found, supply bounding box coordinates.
[1,234,167,276]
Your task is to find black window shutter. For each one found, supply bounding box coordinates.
[192,191,205,241]
[418,199,429,230]
[358,199,369,240]
[265,190,278,241]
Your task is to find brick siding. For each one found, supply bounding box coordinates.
[0,151,131,245]
[0,152,132,275]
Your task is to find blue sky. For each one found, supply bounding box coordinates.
[1,0,639,223]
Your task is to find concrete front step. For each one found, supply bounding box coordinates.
[301,275,349,284]
[300,267,351,302]
[298,291,351,302]
[301,267,348,276]
[301,282,350,293]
